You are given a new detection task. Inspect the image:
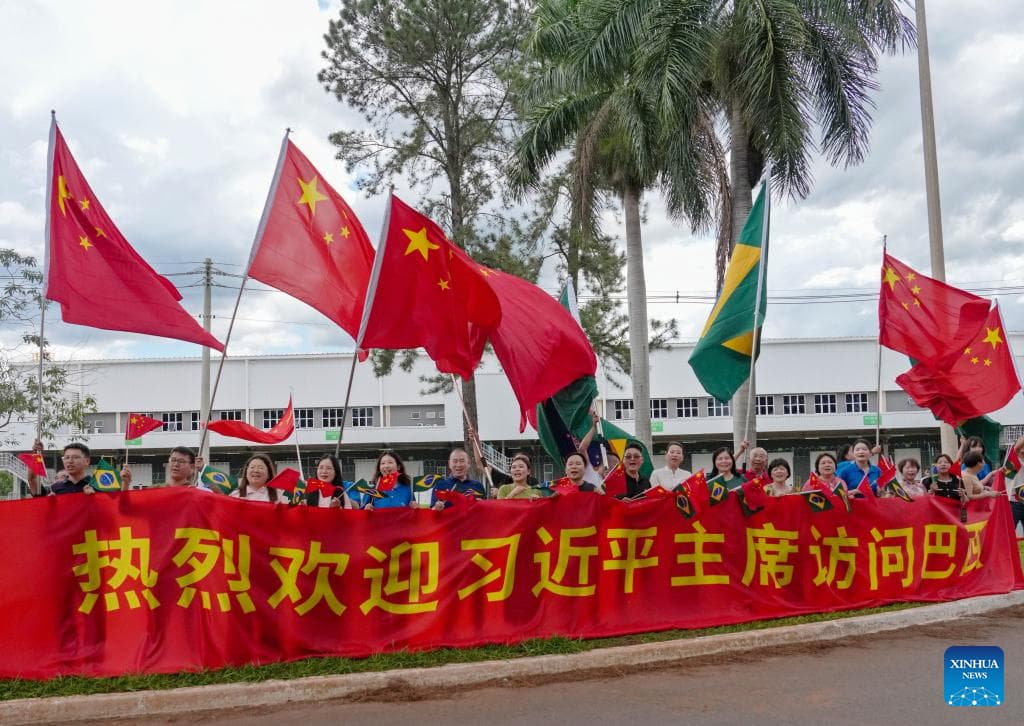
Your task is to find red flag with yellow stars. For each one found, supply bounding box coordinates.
[125,413,164,440]
[357,195,501,379]
[17,452,48,478]
[897,303,1021,425]
[247,137,374,338]
[44,118,224,351]
[878,252,989,368]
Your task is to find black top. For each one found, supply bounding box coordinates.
[621,473,651,499]
[50,474,94,495]
[923,475,962,500]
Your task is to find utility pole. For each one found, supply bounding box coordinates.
[200,257,213,464]
[914,0,958,457]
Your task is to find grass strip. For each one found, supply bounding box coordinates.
[1,602,921,702]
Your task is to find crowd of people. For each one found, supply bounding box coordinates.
[22,432,1024,531]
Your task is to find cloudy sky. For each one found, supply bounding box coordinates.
[1,0,1022,366]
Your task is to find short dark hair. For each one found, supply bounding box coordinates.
[814,452,837,474]
[962,451,984,469]
[63,442,90,457]
[710,447,737,475]
[897,457,920,474]
[624,441,644,455]
[564,451,587,467]
[768,458,791,477]
[665,441,684,453]
[935,453,954,465]
[836,443,852,460]
[966,435,986,453]
[169,446,195,464]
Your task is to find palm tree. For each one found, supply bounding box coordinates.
[563,0,914,449]
[513,0,726,450]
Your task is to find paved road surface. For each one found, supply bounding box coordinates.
[123,606,1024,726]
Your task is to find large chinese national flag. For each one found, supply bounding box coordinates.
[878,252,989,368]
[357,195,501,379]
[247,138,374,338]
[458,252,596,431]
[897,303,1021,425]
[44,119,224,351]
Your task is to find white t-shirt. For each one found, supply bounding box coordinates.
[230,486,278,502]
[650,466,691,491]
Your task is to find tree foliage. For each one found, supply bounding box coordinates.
[0,249,97,445]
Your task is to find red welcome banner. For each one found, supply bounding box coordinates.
[0,489,1020,679]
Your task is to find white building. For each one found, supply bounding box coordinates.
[4,334,1023,492]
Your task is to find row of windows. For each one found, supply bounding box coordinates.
[612,393,870,420]
[141,407,380,432]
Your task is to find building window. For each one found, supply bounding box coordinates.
[219,410,243,421]
[613,400,634,420]
[263,409,284,428]
[161,412,183,431]
[322,408,345,428]
[190,412,201,431]
[756,395,774,416]
[782,395,805,415]
[677,397,699,418]
[410,411,421,420]
[352,407,374,427]
[426,411,436,419]
[846,393,869,413]
[814,394,837,414]
[295,408,315,429]
[708,398,731,417]
[651,399,668,419]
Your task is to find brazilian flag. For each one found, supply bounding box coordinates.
[689,180,770,401]
[92,459,122,492]
[834,484,853,514]
[201,465,236,494]
[886,480,914,503]
[414,474,442,492]
[799,490,833,513]
[706,474,729,506]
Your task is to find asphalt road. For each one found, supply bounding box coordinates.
[120,606,1024,726]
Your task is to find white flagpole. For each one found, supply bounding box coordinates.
[37,112,59,450]
[876,235,887,448]
[741,166,772,450]
[199,128,291,456]
[334,188,393,456]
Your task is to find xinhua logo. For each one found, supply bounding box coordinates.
[944,646,1004,707]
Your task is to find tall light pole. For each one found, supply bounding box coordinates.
[200,257,212,464]
[914,0,958,456]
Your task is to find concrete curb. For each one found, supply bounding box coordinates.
[5,590,1024,725]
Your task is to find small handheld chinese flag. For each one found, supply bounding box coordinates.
[856,473,874,498]
[876,455,898,488]
[18,452,48,478]
[267,468,301,492]
[377,471,399,492]
[125,413,163,441]
[602,462,627,498]
[552,477,580,496]
[305,478,335,496]
[207,398,295,444]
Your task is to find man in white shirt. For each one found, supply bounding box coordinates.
[650,441,691,491]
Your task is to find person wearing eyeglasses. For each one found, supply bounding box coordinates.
[27,440,94,495]
[121,447,206,490]
[621,441,651,499]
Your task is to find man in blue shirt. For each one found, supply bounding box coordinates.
[430,448,485,510]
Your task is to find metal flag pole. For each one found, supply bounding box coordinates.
[875,235,888,448]
[289,394,304,482]
[36,111,59,456]
[198,129,291,457]
[450,373,494,497]
[740,164,772,456]
[334,188,394,457]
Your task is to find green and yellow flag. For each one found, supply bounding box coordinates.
[92,459,122,492]
[689,180,770,401]
[201,465,236,495]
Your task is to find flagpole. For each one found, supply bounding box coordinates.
[335,188,394,457]
[289,393,304,482]
[741,166,772,451]
[451,373,494,497]
[199,129,291,457]
[37,112,59,450]
[875,235,887,448]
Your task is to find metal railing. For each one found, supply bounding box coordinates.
[0,452,48,500]
[480,441,512,475]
